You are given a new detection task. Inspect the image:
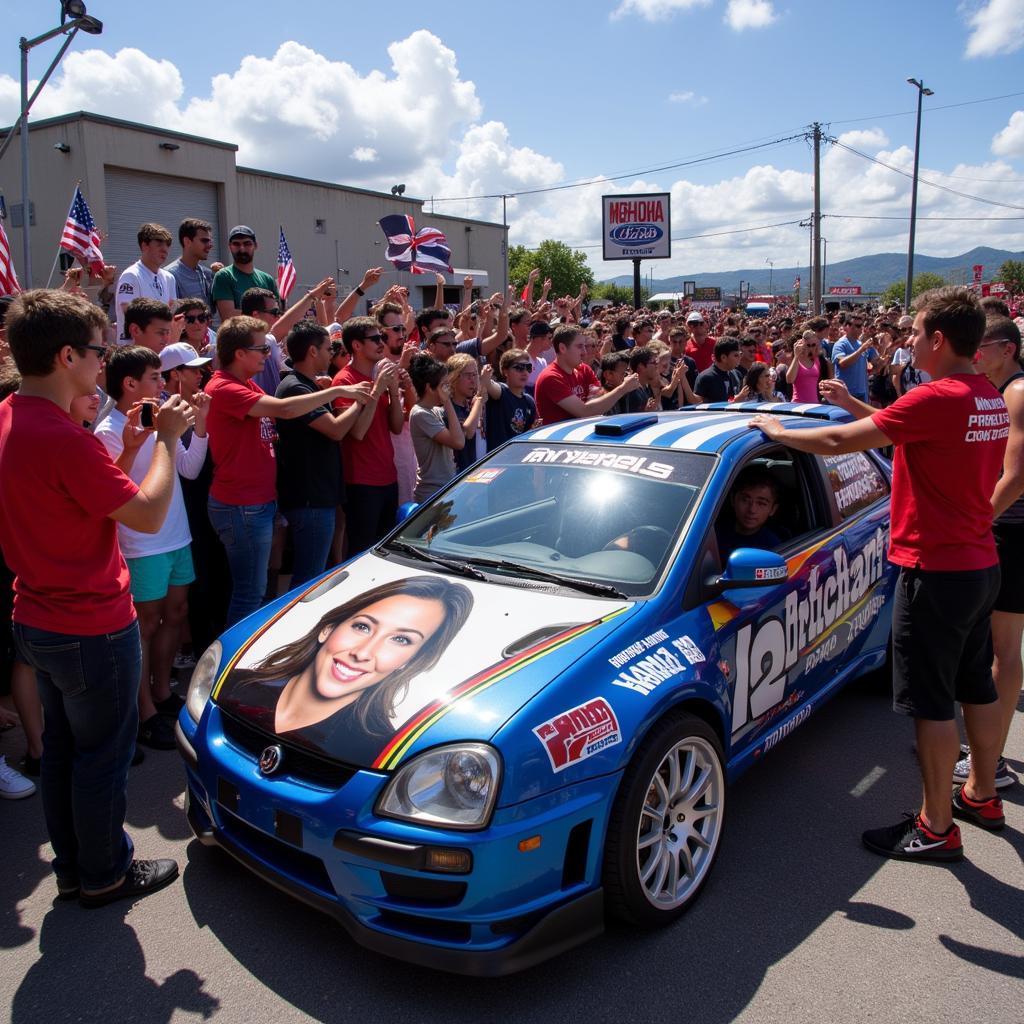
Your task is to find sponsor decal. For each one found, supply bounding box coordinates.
[824,453,887,517]
[755,566,787,581]
[520,447,674,480]
[118,282,134,294]
[761,704,813,753]
[609,224,664,245]
[731,528,887,735]
[534,697,621,772]
[611,635,705,695]
[464,467,504,484]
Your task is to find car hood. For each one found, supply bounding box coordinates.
[211,555,641,770]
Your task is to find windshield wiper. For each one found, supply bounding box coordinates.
[381,541,487,581]
[463,557,626,598]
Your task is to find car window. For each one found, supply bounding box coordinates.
[823,453,889,520]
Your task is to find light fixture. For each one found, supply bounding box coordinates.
[53,141,70,153]
[60,0,87,21]
[77,15,103,34]
[390,184,406,196]
[159,141,180,151]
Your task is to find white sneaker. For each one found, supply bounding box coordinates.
[0,754,36,799]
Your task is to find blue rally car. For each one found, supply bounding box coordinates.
[177,402,896,976]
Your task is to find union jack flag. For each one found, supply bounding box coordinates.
[277,226,296,300]
[378,214,452,276]
[0,219,19,294]
[60,186,105,274]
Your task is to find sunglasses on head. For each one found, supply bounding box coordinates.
[184,313,210,324]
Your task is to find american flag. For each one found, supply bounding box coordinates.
[277,226,296,300]
[0,219,19,294]
[60,186,105,274]
[379,214,452,275]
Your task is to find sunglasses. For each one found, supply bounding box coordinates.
[361,334,385,343]
[264,307,282,317]
[242,344,272,355]
[184,314,210,324]
[81,344,107,358]
[509,362,533,372]
[384,323,407,332]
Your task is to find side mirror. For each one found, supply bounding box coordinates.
[706,548,788,597]
[396,501,419,525]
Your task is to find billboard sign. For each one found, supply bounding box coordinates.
[602,193,671,261]
[829,286,862,295]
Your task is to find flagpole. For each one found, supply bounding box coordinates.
[46,179,82,287]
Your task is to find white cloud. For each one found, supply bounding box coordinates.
[992,110,1024,157]
[964,0,1024,57]
[611,0,711,21]
[351,147,378,162]
[668,91,708,105]
[724,0,777,30]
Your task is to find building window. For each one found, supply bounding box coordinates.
[315,219,326,234]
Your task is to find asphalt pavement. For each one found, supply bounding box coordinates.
[3,677,1022,1024]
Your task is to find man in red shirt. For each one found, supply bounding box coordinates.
[751,287,1007,862]
[0,289,193,907]
[535,325,641,426]
[685,311,716,371]
[331,316,405,555]
[206,317,370,624]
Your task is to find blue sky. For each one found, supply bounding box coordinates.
[2,0,1023,279]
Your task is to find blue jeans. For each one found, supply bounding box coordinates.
[282,506,336,588]
[13,620,141,890]
[208,498,276,626]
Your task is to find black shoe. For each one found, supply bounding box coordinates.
[952,785,1005,831]
[862,812,964,862]
[79,858,179,909]
[137,714,176,750]
[19,754,40,778]
[56,876,80,902]
[131,746,145,767]
[154,693,185,717]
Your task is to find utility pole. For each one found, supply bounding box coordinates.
[812,122,822,316]
[501,195,508,295]
[905,79,934,310]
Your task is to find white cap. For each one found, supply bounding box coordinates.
[686,311,705,323]
[159,342,211,372]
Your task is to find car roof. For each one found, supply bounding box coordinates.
[521,403,852,455]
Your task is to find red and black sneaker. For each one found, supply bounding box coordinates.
[862,813,964,862]
[952,785,1005,832]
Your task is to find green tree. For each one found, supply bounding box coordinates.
[590,280,650,305]
[509,240,595,300]
[880,271,948,308]
[996,259,1024,296]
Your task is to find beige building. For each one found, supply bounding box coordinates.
[0,110,507,307]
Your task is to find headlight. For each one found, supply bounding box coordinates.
[376,743,501,830]
[186,641,222,723]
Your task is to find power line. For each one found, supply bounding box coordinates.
[827,88,1024,126]
[829,139,1024,211]
[827,213,1024,222]
[556,218,808,252]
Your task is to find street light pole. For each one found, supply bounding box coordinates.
[766,258,774,296]
[904,78,933,311]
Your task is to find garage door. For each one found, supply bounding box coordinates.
[104,167,219,274]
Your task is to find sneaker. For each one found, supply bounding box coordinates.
[862,812,963,862]
[56,877,80,902]
[952,751,1016,790]
[79,858,179,909]
[952,784,1005,831]
[153,693,185,717]
[0,755,36,799]
[19,753,40,778]
[172,650,196,671]
[137,714,176,751]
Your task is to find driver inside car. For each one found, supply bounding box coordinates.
[716,467,782,560]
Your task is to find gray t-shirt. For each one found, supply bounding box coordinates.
[166,258,214,308]
[410,404,455,503]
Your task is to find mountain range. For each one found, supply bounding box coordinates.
[606,246,1024,296]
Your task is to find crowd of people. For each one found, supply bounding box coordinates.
[0,213,1022,907]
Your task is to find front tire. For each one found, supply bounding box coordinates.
[603,712,726,927]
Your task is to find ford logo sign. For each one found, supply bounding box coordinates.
[609,224,663,244]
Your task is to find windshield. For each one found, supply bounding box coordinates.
[385,443,714,596]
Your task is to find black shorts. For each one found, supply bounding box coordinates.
[993,523,1024,614]
[891,565,1000,720]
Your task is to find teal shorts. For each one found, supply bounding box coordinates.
[126,545,195,603]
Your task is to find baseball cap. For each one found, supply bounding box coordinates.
[686,311,705,324]
[160,342,212,372]
[228,225,256,241]
[529,321,554,337]
[897,314,913,329]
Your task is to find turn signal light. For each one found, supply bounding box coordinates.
[423,847,473,873]
[518,835,542,852]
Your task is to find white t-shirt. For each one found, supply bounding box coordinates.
[891,347,931,389]
[115,260,178,340]
[95,408,207,558]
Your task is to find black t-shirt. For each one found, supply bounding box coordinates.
[622,386,655,414]
[716,522,781,561]
[694,364,740,403]
[485,383,537,450]
[274,370,343,508]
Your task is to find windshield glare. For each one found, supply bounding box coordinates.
[389,443,713,596]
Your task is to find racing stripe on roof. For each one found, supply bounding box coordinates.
[527,422,579,441]
[560,421,604,442]
[627,413,731,446]
[668,418,758,451]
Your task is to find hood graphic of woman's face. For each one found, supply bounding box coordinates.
[309,595,447,703]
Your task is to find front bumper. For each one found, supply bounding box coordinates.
[177,712,613,976]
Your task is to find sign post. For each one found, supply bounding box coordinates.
[602,192,671,308]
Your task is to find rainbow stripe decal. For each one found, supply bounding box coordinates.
[372,607,628,771]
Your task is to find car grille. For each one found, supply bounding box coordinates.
[218,709,358,790]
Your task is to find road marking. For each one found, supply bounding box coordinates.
[850,765,886,797]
